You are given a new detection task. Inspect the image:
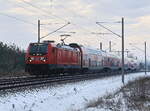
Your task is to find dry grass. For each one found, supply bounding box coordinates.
[85,77,150,111]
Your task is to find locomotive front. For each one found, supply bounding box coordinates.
[25,43,51,75]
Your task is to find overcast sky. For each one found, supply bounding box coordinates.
[0,0,150,61]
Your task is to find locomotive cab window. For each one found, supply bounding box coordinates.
[29,43,48,55]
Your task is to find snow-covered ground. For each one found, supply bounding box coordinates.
[0,72,149,111]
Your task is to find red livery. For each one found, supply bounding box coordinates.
[25,41,140,75]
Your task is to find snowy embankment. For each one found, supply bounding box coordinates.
[0,72,149,111]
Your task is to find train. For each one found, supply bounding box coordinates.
[25,41,140,75]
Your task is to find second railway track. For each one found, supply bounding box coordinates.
[0,71,140,91]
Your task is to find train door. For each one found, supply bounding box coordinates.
[48,47,57,65]
[54,47,57,65]
[89,58,91,67]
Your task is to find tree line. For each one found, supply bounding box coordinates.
[0,41,25,75]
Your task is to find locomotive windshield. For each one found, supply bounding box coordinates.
[29,43,48,55]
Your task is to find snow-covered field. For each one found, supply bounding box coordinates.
[0,72,149,111]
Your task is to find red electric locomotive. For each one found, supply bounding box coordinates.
[25,41,81,75]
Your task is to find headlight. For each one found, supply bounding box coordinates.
[27,57,34,62]
[40,57,47,62]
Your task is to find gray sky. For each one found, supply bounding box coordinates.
[0,0,150,61]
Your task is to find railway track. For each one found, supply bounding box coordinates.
[0,71,139,91]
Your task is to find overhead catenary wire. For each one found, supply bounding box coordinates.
[40,22,64,25]
[10,1,55,20]
[10,0,72,34]
[21,0,69,23]
[58,4,122,37]
[40,22,70,39]
[13,0,96,36]
[96,21,121,24]
[20,0,76,38]
[129,43,145,52]
[9,0,70,30]
[7,0,121,43]
[91,32,112,42]
[7,0,67,35]
[129,43,150,59]
[8,0,123,38]
[57,4,97,34]
[0,12,56,31]
[96,22,122,38]
[0,12,36,26]
[22,0,94,35]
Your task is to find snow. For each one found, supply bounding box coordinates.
[0,72,149,111]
